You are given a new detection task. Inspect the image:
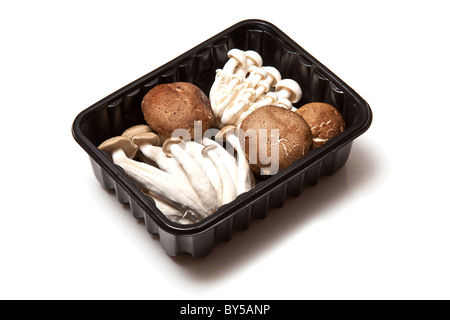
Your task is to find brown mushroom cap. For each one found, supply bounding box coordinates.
[295,102,346,148]
[121,124,152,139]
[240,105,313,175]
[161,137,185,157]
[131,132,160,148]
[141,82,214,139]
[98,136,138,159]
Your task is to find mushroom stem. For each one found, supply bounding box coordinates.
[138,143,191,186]
[212,50,263,121]
[240,66,267,92]
[216,126,255,194]
[222,48,248,76]
[164,139,221,213]
[274,97,293,110]
[220,88,256,125]
[141,187,197,224]
[202,145,237,205]
[210,49,248,110]
[126,130,192,186]
[220,67,279,126]
[185,141,223,205]
[110,148,210,218]
[209,70,228,105]
[253,66,282,100]
[232,92,279,127]
[202,137,239,192]
[275,79,302,104]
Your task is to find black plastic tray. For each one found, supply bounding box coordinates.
[72,19,372,257]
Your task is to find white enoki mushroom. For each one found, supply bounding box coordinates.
[215,126,255,195]
[202,145,237,205]
[163,138,221,213]
[98,136,209,220]
[185,141,223,205]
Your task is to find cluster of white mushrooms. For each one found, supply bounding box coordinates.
[210,48,303,128]
[99,125,254,224]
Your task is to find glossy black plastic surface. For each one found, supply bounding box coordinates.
[72,19,372,257]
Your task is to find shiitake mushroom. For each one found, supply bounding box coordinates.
[240,105,313,176]
[141,82,214,139]
[295,102,346,148]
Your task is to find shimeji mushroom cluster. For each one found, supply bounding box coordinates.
[99,125,254,224]
[210,48,303,128]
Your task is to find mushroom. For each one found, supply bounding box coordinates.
[222,48,249,76]
[240,105,313,176]
[220,88,257,125]
[210,49,248,111]
[222,50,263,92]
[275,79,302,105]
[140,187,196,224]
[232,78,302,127]
[241,66,268,90]
[184,141,223,205]
[98,136,210,219]
[121,124,152,139]
[141,82,214,139]
[130,131,192,186]
[257,66,282,97]
[215,125,255,195]
[295,102,346,148]
[201,144,237,205]
[232,92,278,127]
[221,67,282,127]
[162,138,221,213]
[121,125,191,184]
[202,137,239,192]
[212,50,263,121]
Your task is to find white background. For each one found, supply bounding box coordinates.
[1,0,449,300]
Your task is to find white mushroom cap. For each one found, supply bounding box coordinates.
[248,65,267,78]
[244,66,267,88]
[223,49,248,75]
[262,66,282,86]
[228,49,248,66]
[245,50,263,68]
[275,79,302,103]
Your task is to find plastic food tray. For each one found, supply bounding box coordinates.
[72,19,372,257]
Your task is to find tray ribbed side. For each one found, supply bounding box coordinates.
[89,139,352,257]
